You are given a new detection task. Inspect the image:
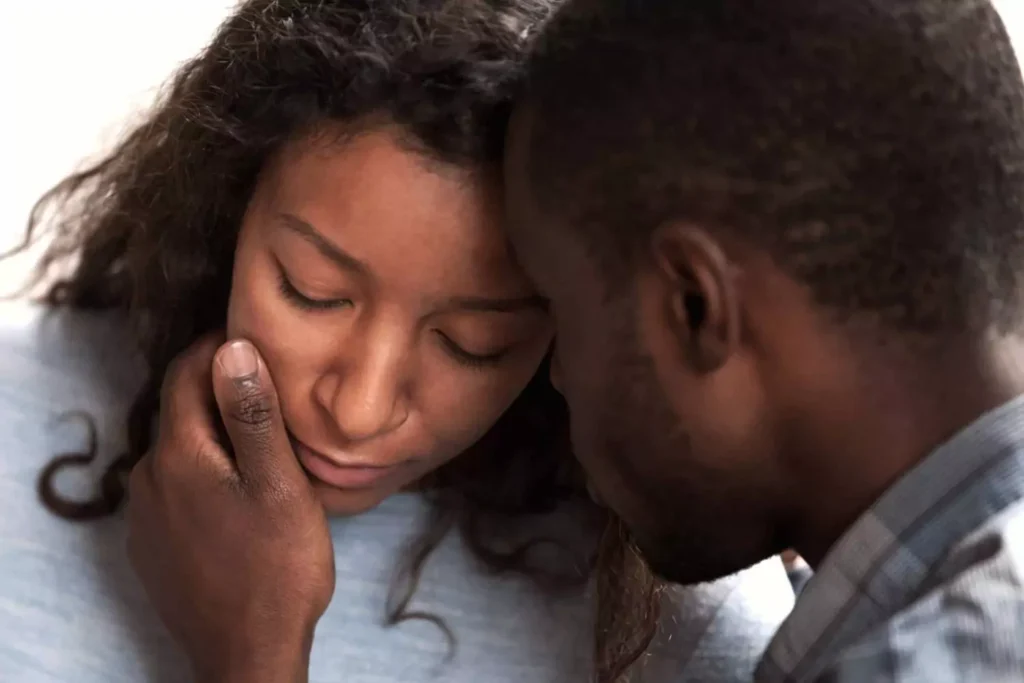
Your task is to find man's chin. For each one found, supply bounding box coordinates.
[639,537,766,586]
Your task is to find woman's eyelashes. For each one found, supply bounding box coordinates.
[277,268,512,370]
[435,331,510,369]
[277,269,353,311]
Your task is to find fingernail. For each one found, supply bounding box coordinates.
[219,340,259,379]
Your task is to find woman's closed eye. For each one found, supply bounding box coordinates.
[277,269,353,311]
[435,331,510,369]
[278,264,521,370]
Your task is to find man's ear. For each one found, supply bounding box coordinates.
[648,223,740,373]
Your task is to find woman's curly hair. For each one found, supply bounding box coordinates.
[16,1,659,680]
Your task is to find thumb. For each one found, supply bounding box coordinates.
[212,339,306,491]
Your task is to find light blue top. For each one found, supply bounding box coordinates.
[0,302,794,682]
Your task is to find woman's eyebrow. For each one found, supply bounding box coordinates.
[277,211,547,315]
[275,212,370,277]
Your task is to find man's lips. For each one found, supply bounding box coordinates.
[291,440,402,490]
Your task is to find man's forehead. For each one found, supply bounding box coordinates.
[503,105,544,232]
[504,105,535,187]
[503,104,602,295]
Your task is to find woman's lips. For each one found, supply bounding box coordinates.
[292,441,400,490]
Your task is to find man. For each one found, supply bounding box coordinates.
[127,0,1024,681]
[502,0,1024,680]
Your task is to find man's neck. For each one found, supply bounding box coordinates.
[788,338,1024,568]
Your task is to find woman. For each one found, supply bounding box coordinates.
[6,0,792,681]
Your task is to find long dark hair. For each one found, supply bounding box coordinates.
[14,1,659,680]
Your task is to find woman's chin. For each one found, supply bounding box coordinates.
[311,480,396,517]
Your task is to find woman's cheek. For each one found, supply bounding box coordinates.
[226,297,319,436]
[226,279,295,387]
[225,259,263,339]
[227,250,287,344]
[235,298,308,378]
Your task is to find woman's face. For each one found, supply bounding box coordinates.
[226,126,552,516]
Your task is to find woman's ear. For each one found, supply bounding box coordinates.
[649,223,740,374]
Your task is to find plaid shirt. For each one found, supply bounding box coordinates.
[756,395,1024,683]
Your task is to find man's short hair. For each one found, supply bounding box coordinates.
[522,0,1024,335]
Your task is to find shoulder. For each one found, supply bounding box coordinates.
[819,499,1024,682]
[0,303,183,683]
[0,301,143,410]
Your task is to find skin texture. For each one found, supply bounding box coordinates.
[226,126,553,516]
[504,105,1024,585]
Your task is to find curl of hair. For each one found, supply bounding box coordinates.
[16,1,659,681]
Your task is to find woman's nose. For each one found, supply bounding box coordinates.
[315,339,408,443]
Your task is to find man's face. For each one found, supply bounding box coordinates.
[504,110,787,584]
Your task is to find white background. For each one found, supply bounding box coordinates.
[1,0,1022,291]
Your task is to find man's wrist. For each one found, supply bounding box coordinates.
[197,654,309,683]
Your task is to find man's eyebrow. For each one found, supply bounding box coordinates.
[438,294,549,314]
[275,212,369,276]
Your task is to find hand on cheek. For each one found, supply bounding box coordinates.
[126,334,335,683]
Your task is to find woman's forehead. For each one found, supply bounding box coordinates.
[254,128,535,300]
